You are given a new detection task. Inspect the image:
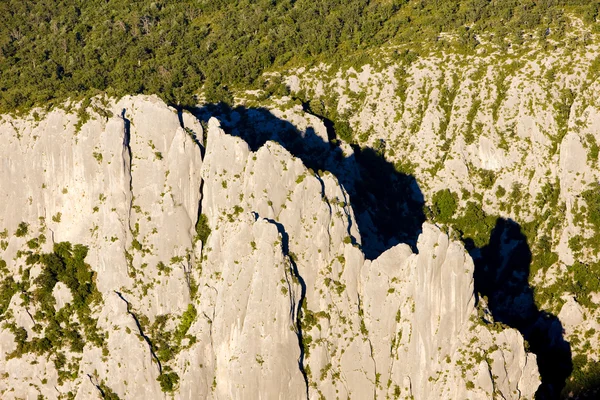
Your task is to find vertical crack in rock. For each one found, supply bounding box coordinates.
[179,106,205,154]
[264,217,309,398]
[87,374,105,398]
[499,350,511,400]
[176,107,185,130]
[367,338,377,398]
[186,209,204,300]
[24,307,35,325]
[339,185,358,246]
[121,108,132,189]
[180,257,193,299]
[202,284,218,350]
[114,291,162,374]
[358,293,378,398]
[485,358,497,397]
[120,109,135,276]
[194,180,206,255]
[313,173,334,246]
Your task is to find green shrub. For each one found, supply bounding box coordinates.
[0,277,17,316]
[175,304,197,344]
[478,169,496,189]
[431,189,458,223]
[98,382,122,400]
[6,241,104,362]
[157,369,180,393]
[15,222,29,237]
[495,185,506,198]
[195,214,211,244]
[334,120,353,144]
[454,201,496,248]
[131,239,143,251]
[581,184,600,231]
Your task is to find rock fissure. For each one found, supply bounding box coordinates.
[114,291,162,375]
[0,96,546,399]
[263,217,309,398]
[86,374,104,397]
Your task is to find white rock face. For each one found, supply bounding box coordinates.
[282,50,600,396]
[0,96,538,399]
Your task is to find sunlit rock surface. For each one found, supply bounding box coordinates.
[0,96,538,399]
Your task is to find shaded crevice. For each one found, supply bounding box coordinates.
[120,108,134,233]
[357,293,377,398]
[87,374,105,397]
[121,108,131,150]
[87,375,119,400]
[202,284,218,350]
[337,176,359,247]
[300,101,338,144]
[24,307,36,325]
[312,173,334,248]
[177,106,205,155]
[179,257,194,300]
[187,102,575,395]
[264,217,309,398]
[188,104,425,259]
[367,337,377,398]
[484,358,497,397]
[193,179,206,254]
[176,107,185,130]
[469,218,572,399]
[114,291,162,374]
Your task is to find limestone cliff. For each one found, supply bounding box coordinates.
[0,96,538,399]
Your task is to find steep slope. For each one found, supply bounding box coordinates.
[260,42,600,396]
[0,96,538,399]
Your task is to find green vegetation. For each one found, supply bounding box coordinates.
[565,261,600,309]
[334,120,353,144]
[453,201,497,248]
[98,381,122,400]
[15,222,28,237]
[464,98,481,145]
[295,174,306,184]
[3,242,103,384]
[572,183,600,256]
[135,304,198,392]
[565,354,600,396]
[1,1,598,114]
[0,276,17,317]
[437,74,458,140]
[195,213,211,244]
[553,88,575,152]
[495,185,506,198]
[430,189,458,223]
[580,184,600,232]
[175,304,197,344]
[158,367,180,393]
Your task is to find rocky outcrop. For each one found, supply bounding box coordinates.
[0,96,538,399]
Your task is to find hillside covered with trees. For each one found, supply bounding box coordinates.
[1,0,599,113]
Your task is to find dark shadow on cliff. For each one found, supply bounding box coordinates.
[468,218,572,399]
[186,103,424,259]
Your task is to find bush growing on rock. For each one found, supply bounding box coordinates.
[15,222,28,237]
[431,189,458,223]
[195,214,211,244]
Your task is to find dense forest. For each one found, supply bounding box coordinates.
[0,0,599,113]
